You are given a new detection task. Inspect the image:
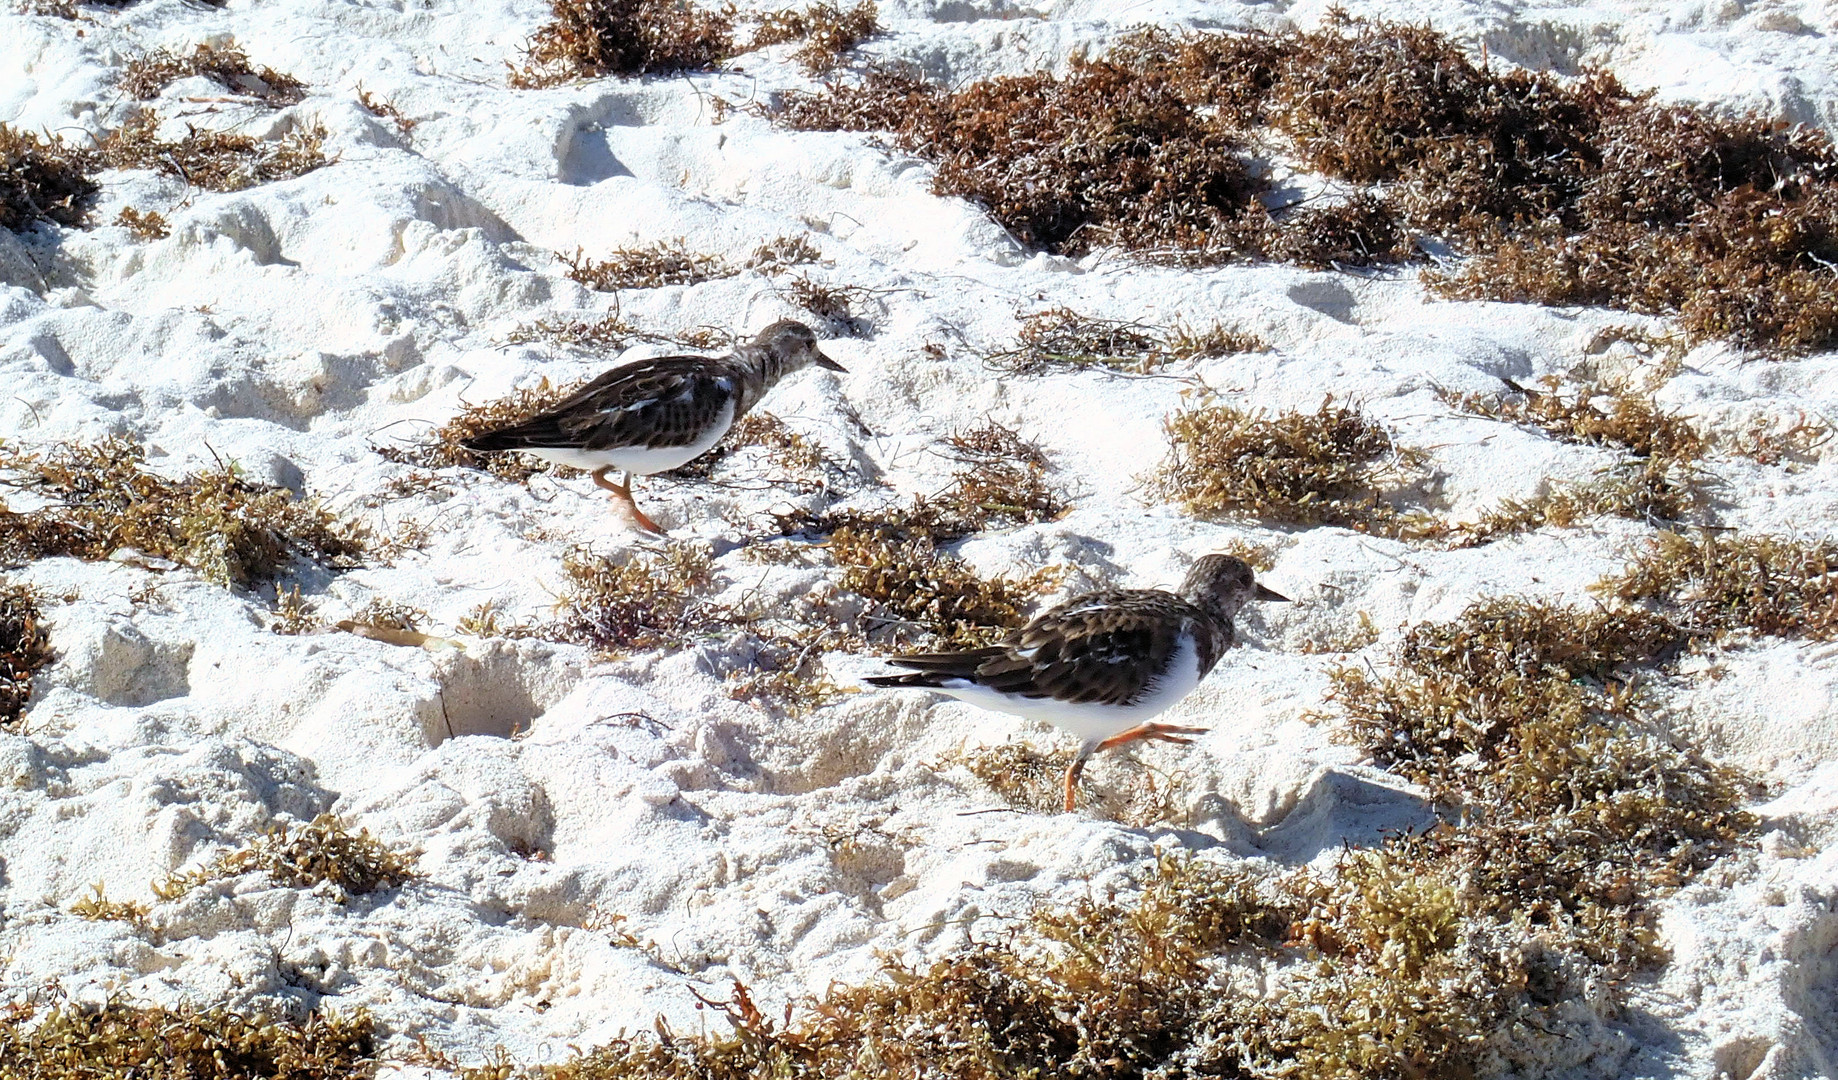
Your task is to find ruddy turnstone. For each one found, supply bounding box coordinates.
[865,554,1288,811]
[461,320,844,533]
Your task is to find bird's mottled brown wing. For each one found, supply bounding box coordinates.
[869,590,1210,707]
[463,356,738,453]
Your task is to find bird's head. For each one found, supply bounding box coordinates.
[753,320,846,376]
[1179,554,1289,622]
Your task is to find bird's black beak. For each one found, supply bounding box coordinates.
[814,348,846,373]
[1255,583,1290,602]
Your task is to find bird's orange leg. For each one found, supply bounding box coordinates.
[1095,722,1211,753]
[1063,725,1210,812]
[592,468,665,535]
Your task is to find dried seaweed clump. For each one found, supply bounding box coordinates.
[0,582,51,730]
[501,313,728,355]
[1451,375,1705,459]
[986,308,1269,375]
[0,996,376,1080]
[559,240,735,291]
[380,376,588,482]
[511,0,736,86]
[473,855,1293,1080]
[1452,458,1703,544]
[953,742,1192,826]
[748,1,878,73]
[23,0,221,14]
[549,542,852,712]
[782,274,873,332]
[552,543,735,654]
[69,882,149,927]
[1430,143,1838,355]
[437,612,1755,1080]
[827,525,1060,648]
[1443,375,1712,542]
[771,421,1066,544]
[1603,531,1838,640]
[1259,195,1418,269]
[666,411,831,486]
[929,420,1068,531]
[465,846,1594,1080]
[0,437,366,588]
[1153,399,1427,533]
[1330,596,1754,965]
[121,43,307,106]
[155,814,416,903]
[775,18,1838,354]
[776,54,1261,257]
[99,113,330,193]
[114,206,169,240]
[511,0,879,85]
[0,124,99,231]
[984,309,1163,375]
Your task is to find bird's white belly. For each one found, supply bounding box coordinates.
[528,401,735,475]
[932,635,1207,743]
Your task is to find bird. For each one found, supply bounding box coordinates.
[865,554,1289,811]
[459,320,844,533]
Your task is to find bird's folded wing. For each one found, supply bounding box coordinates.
[885,593,1183,707]
[485,357,737,451]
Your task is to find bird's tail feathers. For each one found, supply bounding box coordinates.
[864,648,1004,688]
[459,420,567,453]
[862,671,951,689]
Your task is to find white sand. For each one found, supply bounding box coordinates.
[2,0,1837,1073]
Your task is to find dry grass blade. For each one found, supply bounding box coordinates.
[0,437,366,588]
[121,43,307,106]
[0,124,99,231]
